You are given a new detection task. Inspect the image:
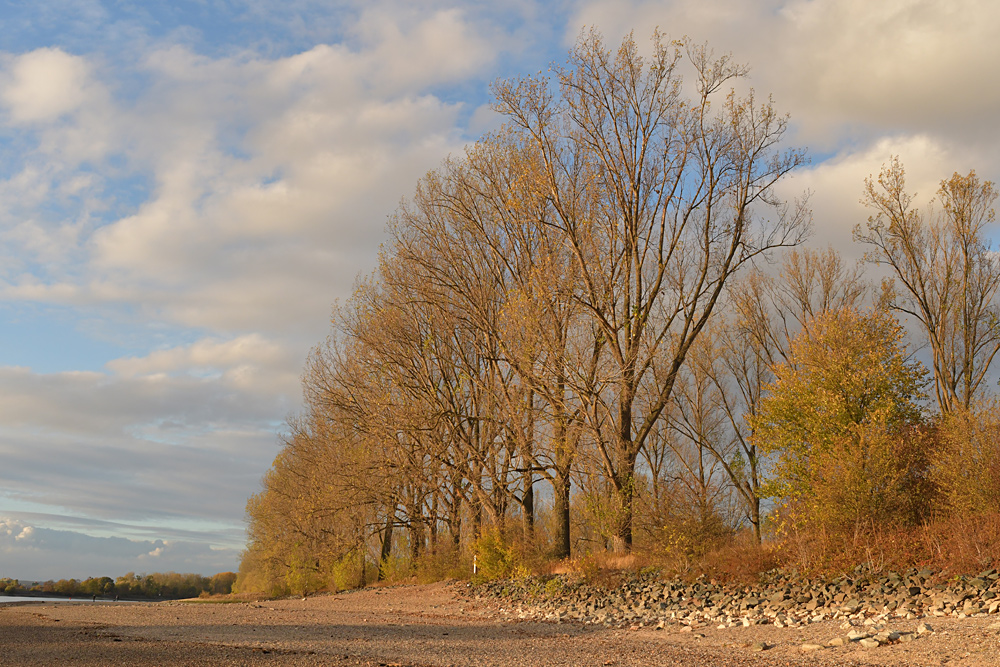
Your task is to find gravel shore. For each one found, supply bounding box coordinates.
[1,582,998,666]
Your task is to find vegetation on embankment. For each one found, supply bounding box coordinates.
[234,29,1000,600]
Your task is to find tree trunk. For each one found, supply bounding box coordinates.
[410,512,424,561]
[552,469,571,559]
[429,491,439,554]
[377,513,394,582]
[610,472,634,553]
[611,396,636,552]
[521,469,534,541]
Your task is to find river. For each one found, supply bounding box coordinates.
[0,595,97,605]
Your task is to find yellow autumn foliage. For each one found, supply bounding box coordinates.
[752,307,932,533]
[933,402,1000,515]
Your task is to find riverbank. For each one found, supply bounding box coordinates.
[0,581,997,666]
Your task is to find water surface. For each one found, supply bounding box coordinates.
[0,595,91,605]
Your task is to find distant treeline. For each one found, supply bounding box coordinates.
[0,571,237,599]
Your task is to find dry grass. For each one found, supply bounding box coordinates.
[914,512,1000,574]
[538,551,656,589]
[537,513,1000,587]
[758,513,1000,579]
[354,511,1000,594]
[685,533,786,584]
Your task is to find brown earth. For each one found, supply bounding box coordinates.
[0,582,998,666]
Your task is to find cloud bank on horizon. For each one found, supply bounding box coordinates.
[0,0,997,579]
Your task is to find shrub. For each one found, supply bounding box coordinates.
[413,543,467,583]
[753,308,931,534]
[933,403,1000,515]
[472,529,528,583]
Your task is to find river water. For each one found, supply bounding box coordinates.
[0,595,92,604]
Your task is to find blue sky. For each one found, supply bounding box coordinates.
[1,0,998,580]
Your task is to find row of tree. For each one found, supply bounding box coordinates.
[236,31,1000,595]
[1,572,237,598]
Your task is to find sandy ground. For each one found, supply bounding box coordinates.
[1,582,999,666]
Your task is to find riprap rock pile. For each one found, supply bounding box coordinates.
[474,565,1000,632]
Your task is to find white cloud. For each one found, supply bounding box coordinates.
[0,36,482,339]
[570,0,1000,151]
[352,7,497,91]
[105,334,299,394]
[0,48,94,123]
[775,133,988,264]
[774,0,1000,137]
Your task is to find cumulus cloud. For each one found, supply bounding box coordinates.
[0,38,478,340]
[773,0,1000,143]
[105,334,297,389]
[773,133,981,261]
[572,1,1000,147]
[0,48,95,124]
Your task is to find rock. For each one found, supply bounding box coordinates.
[859,637,881,648]
[917,622,934,634]
[874,630,900,643]
[750,642,769,652]
[800,643,824,652]
[841,599,861,614]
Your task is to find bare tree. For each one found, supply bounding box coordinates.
[391,135,594,559]
[688,248,869,542]
[857,157,1000,413]
[493,30,809,551]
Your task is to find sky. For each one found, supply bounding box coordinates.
[0,0,998,581]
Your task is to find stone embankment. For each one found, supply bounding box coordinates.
[474,565,1000,650]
